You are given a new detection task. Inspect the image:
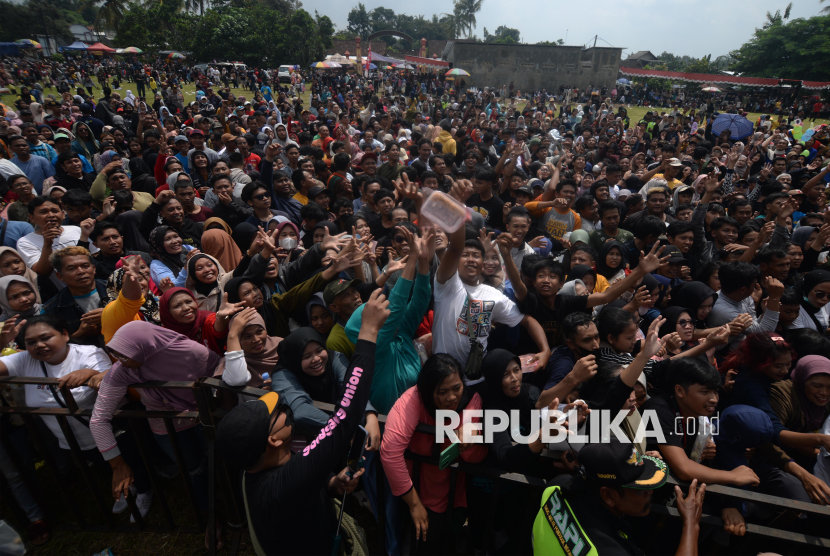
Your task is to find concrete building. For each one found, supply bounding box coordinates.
[444,41,622,93]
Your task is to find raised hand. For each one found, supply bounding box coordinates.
[228,306,259,338]
[319,227,349,252]
[399,227,421,259]
[158,276,174,293]
[155,189,175,205]
[495,232,517,256]
[760,162,773,178]
[449,179,475,204]
[216,292,245,321]
[102,196,116,218]
[0,316,25,347]
[478,228,495,253]
[675,479,706,527]
[638,242,669,274]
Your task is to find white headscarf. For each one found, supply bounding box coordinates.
[125,91,136,106]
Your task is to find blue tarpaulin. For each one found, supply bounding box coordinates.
[0,43,22,56]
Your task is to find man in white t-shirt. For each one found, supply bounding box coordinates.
[16,197,98,289]
[433,180,551,387]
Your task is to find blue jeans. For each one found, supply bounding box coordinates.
[362,451,404,555]
[154,425,208,511]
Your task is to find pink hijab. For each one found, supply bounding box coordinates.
[104,320,221,412]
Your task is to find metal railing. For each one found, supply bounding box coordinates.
[2,375,830,555]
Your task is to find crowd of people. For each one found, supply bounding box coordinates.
[1,52,830,555]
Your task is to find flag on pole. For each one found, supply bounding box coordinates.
[366,44,371,76]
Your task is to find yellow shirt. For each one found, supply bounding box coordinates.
[102,291,145,344]
[652,174,684,190]
[292,192,309,205]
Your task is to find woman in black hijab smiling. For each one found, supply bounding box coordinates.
[270,327,378,439]
[792,270,830,332]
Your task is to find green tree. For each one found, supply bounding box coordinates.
[347,3,371,39]
[823,0,830,14]
[730,14,830,81]
[452,0,483,38]
[536,39,564,46]
[483,25,520,43]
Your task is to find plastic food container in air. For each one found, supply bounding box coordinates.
[420,191,470,233]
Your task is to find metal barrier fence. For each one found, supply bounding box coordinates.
[2,375,830,556]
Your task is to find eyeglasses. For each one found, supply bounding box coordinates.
[252,193,271,201]
[677,318,696,328]
[394,235,405,243]
[814,291,829,300]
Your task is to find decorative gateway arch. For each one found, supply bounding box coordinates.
[354,32,449,75]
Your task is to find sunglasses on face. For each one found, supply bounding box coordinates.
[814,291,830,300]
[677,318,696,328]
[252,193,271,201]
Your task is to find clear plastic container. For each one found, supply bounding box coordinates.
[420,191,469,233]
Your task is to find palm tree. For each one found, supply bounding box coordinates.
[822,0,830,14]
[453,0,483,38]
[82,0,127,32]
[765,2,792,25]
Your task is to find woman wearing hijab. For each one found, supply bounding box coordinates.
[305,295,334,338]
[566,264,601,294]
[0,276,42,339]
[186,253,234,312]
[270,327,379,439]
[200,228,242,272]
[468,349,547,554]
[658,306,696,358]
[148,226,195,287]
[89,321,223,545]
[767,355,830,470]
[481,349,546,471]
[216,307,281,392]
[596,240,629,286]
[101,256,161,343]
[224,275,279,336]
[790,270,830,332]
[29,102,45,125]
[381,354,487,555]
[0,247,42,304]
[159,286,238,355]
[70,121,99,159]
[669,280,722,338]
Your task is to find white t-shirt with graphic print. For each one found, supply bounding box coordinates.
[433,272,525,385]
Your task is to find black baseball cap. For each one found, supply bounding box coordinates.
[516,185,534,197]
[215,391,283,471]
[579,437,668,490]
[662,245,686,264]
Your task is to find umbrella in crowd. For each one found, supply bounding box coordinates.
[167,52,186,59]
[712,113,754,139]
[310,61,340,68]
[122,46,143,54]
[616,78,630,84]
[445,68,470,77]
[15,39,41,49]
[702,86,721,92]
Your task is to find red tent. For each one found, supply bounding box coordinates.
[86,42,115,52]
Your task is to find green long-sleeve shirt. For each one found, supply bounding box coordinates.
[344,271,431,414]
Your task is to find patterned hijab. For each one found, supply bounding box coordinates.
[106,266,161,325]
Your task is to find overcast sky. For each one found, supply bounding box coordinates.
[310,0,826,59]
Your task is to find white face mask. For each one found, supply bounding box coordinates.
[279,237,298,250]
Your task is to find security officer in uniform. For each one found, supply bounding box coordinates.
[532,437,706,555]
